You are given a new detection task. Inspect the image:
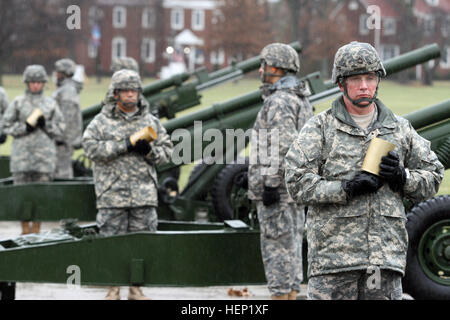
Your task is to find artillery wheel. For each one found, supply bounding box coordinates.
[186,162,211,200]
[211,158,255,224]
[403,195,450,300]
[0,282,16,300]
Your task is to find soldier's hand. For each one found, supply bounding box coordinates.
[262,186,280,206]
[37,116,46,128]
[25,122,35,133]
[0,134,6,144]
[134,139,152,156]
[379,151,406,192]
[342,171,383,199]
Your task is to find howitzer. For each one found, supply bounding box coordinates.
[81,41,302,130]
[0,43,449,301]
[0,43,443,223]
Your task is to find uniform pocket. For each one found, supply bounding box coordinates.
[258,203,293,240]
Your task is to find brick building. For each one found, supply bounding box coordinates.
[75,0,225,77]
[329,0,450,79]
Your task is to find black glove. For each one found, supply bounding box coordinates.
[262,186,280,206]
[37,116,46,128]
[26,122,35,133]
[134,139,152,155]
[342,171,383,199]
[0,134,6,144]
[234,172,248,189]
[379,151,406,192]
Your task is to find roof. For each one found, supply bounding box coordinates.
[174,29,204,46]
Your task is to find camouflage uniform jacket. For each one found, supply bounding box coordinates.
[82,98,173,209]
[0,87,9,135]
[3,92,65,173]
[52,78,83,147]
[284,97,444,277]
[248,75,313,202]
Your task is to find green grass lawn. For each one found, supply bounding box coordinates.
[1,74,449,195]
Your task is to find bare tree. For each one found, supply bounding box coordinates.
[208,0,274,61]
[0,0,73,84]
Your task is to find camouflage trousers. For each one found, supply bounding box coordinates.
[256,200,305,296]
[307,268,403,300]
[55,143,74,179]
[13,171,52,185]
[13,172,52,222]
[97,206,158,236]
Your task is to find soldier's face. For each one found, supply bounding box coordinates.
[116,89,139,112]
[28,82,44,93]
[340,72,379,106]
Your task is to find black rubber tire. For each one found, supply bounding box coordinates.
[211,158,251,222]
[186,162,211,200]
[0,282,16,300]
[403,195,450,300]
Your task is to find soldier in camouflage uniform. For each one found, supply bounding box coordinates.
[3,65,65,234]
[0,86,10,144]
[53,58,83,178]
[82,69,173,300]
[108,57,159,118]
[248,43,313,300]
[285,41,444,300]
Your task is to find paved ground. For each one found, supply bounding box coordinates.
[0,221,307,300]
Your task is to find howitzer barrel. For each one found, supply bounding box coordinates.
[309,43,442,105]
[142,72,190,96]
[403,99,450,130]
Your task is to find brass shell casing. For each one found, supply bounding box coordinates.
[362,137,395,176]
[26,109,44,127]
[130,126,157,146]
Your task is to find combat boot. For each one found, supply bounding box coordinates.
[21,222,31,235]
[271,293,289,300]
[105,286,121,300]
[31,222,41,234]
[288,290,298,300]
[128,286,151,300]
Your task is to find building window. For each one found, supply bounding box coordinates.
[192,9,205,31]
[171,8,184,30]
[440,46,450,69]
[88,43,97,58]
[112,37,126,60]
[383,18,396,36]
[141,38,156,63]
[142,8,155,29]
[359,14,369,35]
[195,48,204,64]
[380,44,399,61]
[423,16,435,35]
[210,49,225,65]
[113,6,126,29]
[441,16,450,37]
[425,0,439,6]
